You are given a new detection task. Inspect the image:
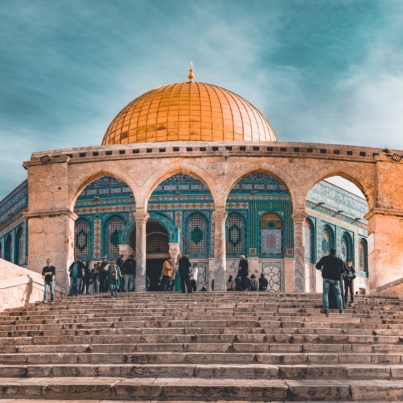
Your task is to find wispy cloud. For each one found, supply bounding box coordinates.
[0,0,402,198]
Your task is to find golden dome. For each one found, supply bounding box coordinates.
[102,78,277,145]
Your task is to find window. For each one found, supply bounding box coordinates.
[226,214,245,255]
[359,240,367,272]
[321,227,332,256]
[187,214,207,254]
[108,219,124,255]
[304,218,314,263]
[147,234,169,253]
[341,233,352,262]
[74,220,90,257]
[16,227,24,265]
[4,234,12,262]
[260,213,282,256]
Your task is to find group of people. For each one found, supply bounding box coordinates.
[161,253,199,293]
[67,254,137,298]
[226,255,269,291]
[316,248,356,315]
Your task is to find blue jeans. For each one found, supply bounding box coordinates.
[44,280,55,302]
[69,277,82,295]
[109,281,118,297]
[322,278,343,311]
[124,274,135,292]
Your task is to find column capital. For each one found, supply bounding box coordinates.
[364,207,403,220]
[132,211,149,223]
[212,209,228,223]
[24,209,78,221]
[291,210,307,224]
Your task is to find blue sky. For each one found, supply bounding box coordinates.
[1,0,402,199]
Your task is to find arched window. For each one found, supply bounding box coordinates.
[226,213,246,256]
[341,232,353,262]
[147,234,169,254]
[321,226,333,256]
[260,213,282,256]
[15,227,24,265]
[107,218,124,255]
[359,239,368,273]
[74,220,90,257]
[304,218,314,263]
[187,213,207,256]
[4,234,12,262]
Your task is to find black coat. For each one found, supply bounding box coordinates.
[69,262,86,278]
[178,256,191,273]
[316,255,346,281]
[239,259,248,277]
[123,258,136,275]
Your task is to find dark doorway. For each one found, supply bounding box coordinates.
[146,258,165,291]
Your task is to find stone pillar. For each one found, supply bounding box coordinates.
[212,208,228,291]
[24,209,77,294]
[365,208,403,293]
[132,211,149,292]
[292,210,307,292]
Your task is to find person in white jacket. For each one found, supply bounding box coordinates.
[189,263,198,292]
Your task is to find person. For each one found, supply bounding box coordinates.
[178,253,192,294]
[107,259,122,298]
[68,257,85,296]
[343,259,356,306]
[161,258,173,291]
[173,261,181,292]
[146,275,150,291]
[245,276,252,291]
[91,263,100,294]
[190,263,198,292]
[250,274,258,291]
[259,273,268,291]
[123,255,136,292]
[42,258,56,303]
[226,275,236,291]
[117,254,125,292]
[99,257,108,293]
[239,255,249,290]
[316,248,346,315]
[235,274,243,291]
[82,261,91,294]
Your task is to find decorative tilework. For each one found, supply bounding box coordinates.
[262,262,282,292]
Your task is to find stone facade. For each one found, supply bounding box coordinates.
[12,140,402,294]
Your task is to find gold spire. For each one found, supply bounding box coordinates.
[188,61,195,82]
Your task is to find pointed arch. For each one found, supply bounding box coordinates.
[74,217,92,259]
[185,212,209,258]
[14,226,25,265]
[260,212,283,257]
[4,234,12,262]
[104,214,127,258]
[341,231,354,262]
[304,217,315,263]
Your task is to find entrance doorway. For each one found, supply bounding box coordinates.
[129,220,170,291]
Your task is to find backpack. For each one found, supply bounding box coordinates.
[250,278,258,291]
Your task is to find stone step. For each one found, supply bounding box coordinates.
[0,352,402,365]
[1,377,403,400]
[0,363,402,380]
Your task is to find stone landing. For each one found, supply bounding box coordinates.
[0,292,403,401]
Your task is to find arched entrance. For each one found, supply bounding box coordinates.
[129,220,169,291]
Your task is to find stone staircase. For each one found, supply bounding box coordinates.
[0,292,403,402]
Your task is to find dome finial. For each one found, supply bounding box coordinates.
[188,61,195,83]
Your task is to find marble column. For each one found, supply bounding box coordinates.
[292,210,307,292]
[132,211,149,292]
[212,208,228,291]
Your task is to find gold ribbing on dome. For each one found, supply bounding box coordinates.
[188,61,195,82]
[102,81,277,145]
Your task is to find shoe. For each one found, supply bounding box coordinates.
[350,303,354,307]
[320,309,329,317]
[67,294,73,297]
[339,310,344,314]
[43,301,47,304]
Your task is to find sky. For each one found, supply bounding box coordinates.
[1,0,402,200]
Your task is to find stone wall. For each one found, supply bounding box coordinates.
[0,259,65,312]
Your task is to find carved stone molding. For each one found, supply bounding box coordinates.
[212,209,228,223]
[132,211,150,223]
[292,210,307,224]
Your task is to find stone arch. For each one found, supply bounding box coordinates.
[141,164,217,210]
[303,163,374,210]
[223,162,298,208]
[69,169,136,211]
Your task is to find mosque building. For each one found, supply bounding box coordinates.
[0,66,370,293]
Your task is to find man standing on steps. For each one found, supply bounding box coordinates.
[68,257,85,296]
[42,259,56,303]
[316,248,346,315]
[238,255,249,291]
[178,253,192,294]
[123,254,136,292]
[99,257,108,293]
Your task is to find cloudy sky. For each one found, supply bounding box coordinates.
[1,0,402,199]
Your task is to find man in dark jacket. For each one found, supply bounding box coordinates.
[178,253,192,294]
[123,255,136,292]
[238,255,249,290]
[68,257,86,296]
[316,249,346,315]
[99,257,108,293]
